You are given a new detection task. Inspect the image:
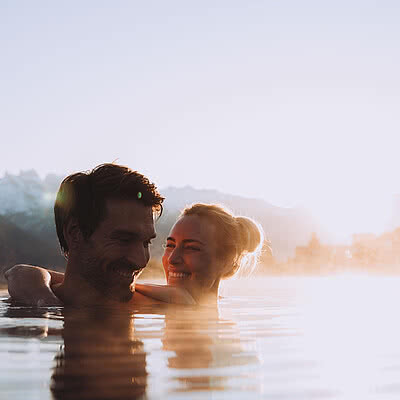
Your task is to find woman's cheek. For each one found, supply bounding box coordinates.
[193,254,214,275]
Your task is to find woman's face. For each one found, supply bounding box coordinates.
[162,215,228,300]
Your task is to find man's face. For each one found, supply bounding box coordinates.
[77,198,156,302]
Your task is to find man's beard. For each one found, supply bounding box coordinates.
[80,256,138,303]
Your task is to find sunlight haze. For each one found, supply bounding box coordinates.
[1,1,399,241]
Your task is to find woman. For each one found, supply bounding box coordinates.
[161,203,264,304]
[6,203,265,305]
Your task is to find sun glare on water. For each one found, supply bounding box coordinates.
[222,275,400,399]
[292,275,399,398]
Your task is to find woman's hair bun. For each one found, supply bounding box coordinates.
[181,203,266,278]
[236,216,263,254]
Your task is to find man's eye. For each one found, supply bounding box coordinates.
[164,243,175,249]
[119,238,131,244]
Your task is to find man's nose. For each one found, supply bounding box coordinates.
[127,244,150,268]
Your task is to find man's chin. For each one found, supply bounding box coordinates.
[104,272,139,302]
[104,280,135,303]
[106,288,134,303]
[117,291,134,303]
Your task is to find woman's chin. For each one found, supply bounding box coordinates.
[167,277,190,288]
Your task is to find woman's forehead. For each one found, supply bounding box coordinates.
[169,215,216,240]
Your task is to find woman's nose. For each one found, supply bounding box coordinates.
[169,246,183,265]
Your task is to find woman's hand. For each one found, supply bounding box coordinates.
[5,264,63,306]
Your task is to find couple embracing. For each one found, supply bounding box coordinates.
[6,163,265,307]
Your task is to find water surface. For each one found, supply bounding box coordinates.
[1,276,400,399]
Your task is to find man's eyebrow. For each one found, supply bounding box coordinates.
[166,237,205,245]
[111,230,156,239]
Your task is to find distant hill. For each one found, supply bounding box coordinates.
[0,215,66,283]
[0,170,58,215]
[0,170,329,266]
[155,186,328,261]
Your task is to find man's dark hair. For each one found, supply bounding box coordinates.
[54,163,164,255]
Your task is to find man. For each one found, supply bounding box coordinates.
[7,163,165,307]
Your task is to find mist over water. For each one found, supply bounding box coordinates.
[1,275,400,399]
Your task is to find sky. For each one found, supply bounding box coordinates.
[1,1,400,241]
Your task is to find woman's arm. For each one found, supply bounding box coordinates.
[135,283,196,305]
[5,264,63,306]
[46,269,65,285]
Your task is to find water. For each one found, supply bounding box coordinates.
[1,276,400,400]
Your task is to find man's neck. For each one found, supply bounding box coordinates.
[52,255,115,306]
[53,276,161,308]
[52,269,106,307]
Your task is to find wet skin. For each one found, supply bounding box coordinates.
[162,215,229,303]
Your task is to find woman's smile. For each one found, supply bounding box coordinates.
[168,271,192,280]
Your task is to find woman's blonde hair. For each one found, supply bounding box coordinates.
[181,203,265,278]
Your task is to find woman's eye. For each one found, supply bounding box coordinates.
[185,246,201,251]
[164,243,175,249]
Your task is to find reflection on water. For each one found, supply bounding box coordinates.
[51,309,147,400]
[160,307,259,393]
[1,276,400,399]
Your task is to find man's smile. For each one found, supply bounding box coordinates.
[108,262,143,282]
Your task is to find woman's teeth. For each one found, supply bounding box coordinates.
[169,271,190,279]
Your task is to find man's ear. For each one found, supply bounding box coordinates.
[63,218,83,250]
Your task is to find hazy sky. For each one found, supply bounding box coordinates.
[1,1,400,240]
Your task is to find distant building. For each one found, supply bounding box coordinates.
[289,227,400,273]
[352,233,376,244]
[294,232,333,268]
